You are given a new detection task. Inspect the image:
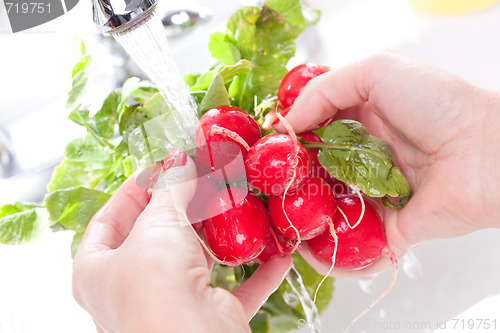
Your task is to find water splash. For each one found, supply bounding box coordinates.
[112,9,199,147]
[358,277,377,294]
[286,265,321,333]
[402,250,423,279]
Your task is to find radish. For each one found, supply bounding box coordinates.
[244,133,311,196]
[202,187,269,266]
[307,195,386,269]
[297,131,352,196]
[254,227,297,263]
[276,63,333,129]
[186,162,222,231]
[268,176,336,240]
[307,195,398,333]
[195,105,261,182]
[277,63,330,110]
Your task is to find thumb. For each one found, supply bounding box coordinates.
[129,149,199,239]
[121,149,210,286]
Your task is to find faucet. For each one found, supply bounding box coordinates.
[92,0,158,34]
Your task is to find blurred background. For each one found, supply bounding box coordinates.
[1,0,500,332]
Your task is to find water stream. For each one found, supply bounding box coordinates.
[112,9,199,147]
[286,265,322,333]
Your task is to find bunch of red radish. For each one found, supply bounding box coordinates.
[185,63,396,282]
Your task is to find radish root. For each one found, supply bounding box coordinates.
[313,217,338,303]
[343,248,399,333]
[337,188,365,230]
[352,187,366,229]
[269,226,285,254]
[276,112,302,250]
[210,125,251,152]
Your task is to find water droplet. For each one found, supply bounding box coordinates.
[283,291,299,307]
[358,277,376,294]
[402,251,423,279]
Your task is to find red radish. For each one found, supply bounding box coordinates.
[268,176,336,240]
[307,195,385,269]
[307,195,399,333]
[202,187,269,266]
[186,167,222,231]
[254,227,297,263]
[276,64,333,130]
[195,105,261,181]
[245,133,311,196]
[297,131,352,196]
[278,63,330,110]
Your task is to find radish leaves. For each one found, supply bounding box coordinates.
[317,120,412,206]
[0,203,49,245]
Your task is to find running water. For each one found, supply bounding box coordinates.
[286,265,322,333]
[112,9,199,147]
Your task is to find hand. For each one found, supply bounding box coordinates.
[277,51,500,277]
[72,150,292,333]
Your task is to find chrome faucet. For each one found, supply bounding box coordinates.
[92,0,158,34]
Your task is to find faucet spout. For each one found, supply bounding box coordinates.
[92,0,157,34]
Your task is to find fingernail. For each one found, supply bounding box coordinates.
[135,164,161,190]
[272,106,291,128]
[162,149,188,171]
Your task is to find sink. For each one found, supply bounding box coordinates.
[1,0,500,332]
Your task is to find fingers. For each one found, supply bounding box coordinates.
[133,149,198,231]
[274,56,372,134]
[232,256,293,321]
[77,173,149,256]
[125,150,209,273]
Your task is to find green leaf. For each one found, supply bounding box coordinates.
[0,202,41,218]
[198,74,230,115]
[64,135,115,163]
[120,92,193,164]
[93,92,120,139]
[131,86,159,102]
[317,120,412,201]
[0,204,50,245]
[208,32,241,66]
[71,55,92,78]
[47,159,112,192]
[119,93,170,134]
[68,108,116,149]
[184,73,200,88]
[188,69,219,91]
[225,2,309,111]
[219,59,253,82]
[71,232,84,259]
[117,77,141,121]
[66,71,89,110]
[47,135,118,192]
[44,187,111,233]
[266,0,320,34]
[250,311,271,333]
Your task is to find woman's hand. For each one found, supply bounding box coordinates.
[72,150,292,333]
[277,51,500,277]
